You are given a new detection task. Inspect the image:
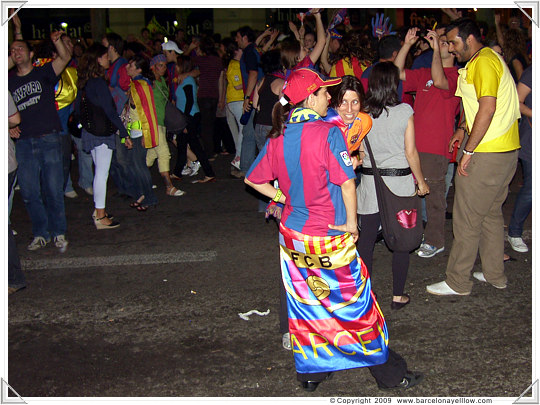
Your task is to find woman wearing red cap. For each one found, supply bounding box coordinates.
[245,68,423,392]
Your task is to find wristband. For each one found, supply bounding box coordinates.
[273,189,283,203]
[462,149,474,155]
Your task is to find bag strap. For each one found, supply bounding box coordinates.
[155,81,169,100]
[363,136,382,178]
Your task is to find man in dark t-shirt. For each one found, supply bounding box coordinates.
[235,26,264,176]
[8,34,71,252]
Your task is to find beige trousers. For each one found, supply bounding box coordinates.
[146,125,171,173]
[445,150,518,293]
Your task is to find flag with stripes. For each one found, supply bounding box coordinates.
[130,79,159,148]
[279,223,389,374]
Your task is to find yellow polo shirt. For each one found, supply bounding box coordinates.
[456,47,520,152]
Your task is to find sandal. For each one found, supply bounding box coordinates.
[136,205,148,212]
[167,187,186,197]
[130,202,141,208]
[193,176,216,184]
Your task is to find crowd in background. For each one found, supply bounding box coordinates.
[7,7,532,299]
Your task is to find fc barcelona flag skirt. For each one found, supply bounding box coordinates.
[279,223,389,374]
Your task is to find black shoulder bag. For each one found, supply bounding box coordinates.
[363,136,424,252]
[80,88,117,137]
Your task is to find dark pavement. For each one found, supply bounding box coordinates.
[6,151,533,400]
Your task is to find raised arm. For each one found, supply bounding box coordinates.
[394,28,419,81]
[425,30,449,90]
[494,13,504,47]
[51,31,72,76]
[11,9,23,40]
[308,10,326,64]
[319,31,332,75]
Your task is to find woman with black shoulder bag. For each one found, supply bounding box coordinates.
[357,62,429,310]
[75,43,131,229]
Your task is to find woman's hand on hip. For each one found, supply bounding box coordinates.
[328,222,359,243]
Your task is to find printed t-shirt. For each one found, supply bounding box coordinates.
[9,63,62,139]
[403,66,460,158]
[226,59,244,103]
[246,109,356,236]
[456,47,520,152]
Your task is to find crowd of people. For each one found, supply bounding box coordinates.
[8,7,532,393]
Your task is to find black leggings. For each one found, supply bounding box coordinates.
[172,113,215,178]
[357,213,409,296]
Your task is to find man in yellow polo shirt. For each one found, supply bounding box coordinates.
[427,18,520,296]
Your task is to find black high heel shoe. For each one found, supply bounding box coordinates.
[390,294,410,310]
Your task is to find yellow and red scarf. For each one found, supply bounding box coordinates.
[130,79,159,148]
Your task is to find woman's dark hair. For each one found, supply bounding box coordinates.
[77,43,108,89]
[129,54,150,78]
[329,75,365,109]
[260,49,283,75]
[364,62,400,119]
[268,87,324,139]
[279,39,301,70]
[176,54,193,74]
[221,37,236,65]
[335,30,374,65]
[502,28,528,64]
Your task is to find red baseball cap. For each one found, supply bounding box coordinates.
[281,68,342,105]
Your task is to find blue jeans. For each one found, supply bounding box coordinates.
[109,134,136,198]
[15,133,67,239]
[508,158,532,237]
[254,123,271,151]
[239,112,257,173]
[126,137,158,206]
[57,106,75,193]
[72,135,94,190]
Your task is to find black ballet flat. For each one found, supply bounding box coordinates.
[390,294,410,310]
